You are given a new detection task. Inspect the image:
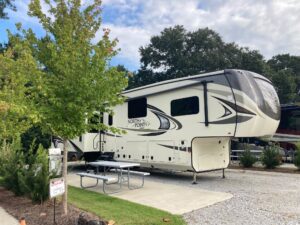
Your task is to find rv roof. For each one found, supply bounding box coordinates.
[123,70,224,95]
[122,69,271,99]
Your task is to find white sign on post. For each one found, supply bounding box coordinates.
[49,148,62,176]
[49,148,61,155]
[49,178,65,198]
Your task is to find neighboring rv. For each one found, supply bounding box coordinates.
[272,104,300,143]
[54,69,280,173]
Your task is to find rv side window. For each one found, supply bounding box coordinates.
[128,98,147,118]
[171,96,199,116]
[108,114,113,126]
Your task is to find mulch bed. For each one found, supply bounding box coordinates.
[0,187,106,225]
[229,165,300,174]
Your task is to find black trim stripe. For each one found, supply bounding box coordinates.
[104,132,122,138]
[158,144,192,152]
[139,131,166,136]
[69,140,83,153]
[121,128,166,132]
[147,104,165,113]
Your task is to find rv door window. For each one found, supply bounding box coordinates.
[171,96,199,116]
[128,98,147,118]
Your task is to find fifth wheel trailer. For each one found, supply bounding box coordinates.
[53,69,280,173]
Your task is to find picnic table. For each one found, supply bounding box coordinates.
[77,160,150,194]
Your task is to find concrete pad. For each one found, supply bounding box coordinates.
[0,207,19,225]
[68,173,232,214]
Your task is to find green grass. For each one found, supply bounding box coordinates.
[68,186,187,225]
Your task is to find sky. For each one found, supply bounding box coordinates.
[0,0,300,71]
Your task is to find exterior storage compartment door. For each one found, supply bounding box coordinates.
[192,137,230,172]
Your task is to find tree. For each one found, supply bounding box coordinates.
[0,37,40,144]
[0,0,15,19]
[130,25,268,89]
[22,0,127,214]
[0,43,8,53]
[268,54,300,76]
[271,69,296,103]
[268,54,300,102]
[21,125,51,152]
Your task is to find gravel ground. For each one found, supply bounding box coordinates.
[145,169,300,225]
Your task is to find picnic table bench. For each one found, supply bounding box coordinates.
[77,172,119,194]
[110,169,150,189]
[77,161,150,194]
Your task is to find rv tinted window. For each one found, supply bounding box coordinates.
[171,96,199,116]
[128,98,147,118]
[89,114,100,133]
[108,114,113,126]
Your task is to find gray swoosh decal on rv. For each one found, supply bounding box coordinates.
[122,105,182,136]
[219,104,232,118]
[148,104,182,130]
[154,113,171,129]
[213,96,256,115]
[150,109,183,130]
[209,115,253,124]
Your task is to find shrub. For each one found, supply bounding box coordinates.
[0,139,50,202]
[261,144,281,169]
[30,145,50,202]
[294,149,300,170]
[294,143,300,170]
[20,143,50,202]
[0,139,26,195]
[240,149,257,168]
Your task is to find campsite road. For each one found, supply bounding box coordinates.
[147,169,300,225]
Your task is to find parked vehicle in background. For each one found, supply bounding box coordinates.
[271,104,300,162]
[272,104,300,143]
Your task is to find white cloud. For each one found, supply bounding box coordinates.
[101,0,300,70]
[98,23,151,67]
[7,0,300,70]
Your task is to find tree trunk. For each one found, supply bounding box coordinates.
[62,139,68,215]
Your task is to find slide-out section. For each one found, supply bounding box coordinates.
[192,137,230,172]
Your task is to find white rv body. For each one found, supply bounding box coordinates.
[57,69,280,172]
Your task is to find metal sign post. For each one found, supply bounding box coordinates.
[49,177,65,225]
[54,197,56,225]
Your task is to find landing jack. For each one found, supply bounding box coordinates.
[192,173,197,184]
